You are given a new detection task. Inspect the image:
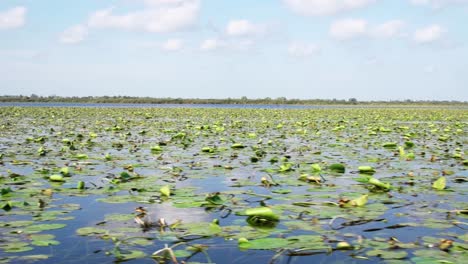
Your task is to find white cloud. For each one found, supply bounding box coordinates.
[329,18,367,40]
[329,19,406,40]
[162,39,183,51]
[0,6,26,30]
[144,0,191,5]
[423,64,437,73]
[199,38,256,52]
[231,39,255,51]
[414,24,444,44]
[225,20,266,37]
[370,20,405,38]
[200,38,225,51]
[87,0,200,33]
[60,25,88,44]
[288,41,319,57]
[283,0,376,16]
[410,0,468,8]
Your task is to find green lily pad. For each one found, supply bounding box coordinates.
[358,166,375,174]
[31,240,60,246]
[160,185,171,197]
[116,250,146,260]
[76,227,108,236]
[368,177,391,190]
[231,143,246,149]
[367,249,408,259]
[24,224,67,233]
[105,213,135,222]
[238,237,292,250]
[49,174,65,182]
[237,207,280,221]
[329,163,345,173]
[433,177,446,190]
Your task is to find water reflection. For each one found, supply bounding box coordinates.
[144,202,210,224]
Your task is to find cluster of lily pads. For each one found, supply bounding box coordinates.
[0,106,466,263]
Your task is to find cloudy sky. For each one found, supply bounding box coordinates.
[1,0,467,101]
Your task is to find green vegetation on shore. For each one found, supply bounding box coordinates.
[0,94,466,106]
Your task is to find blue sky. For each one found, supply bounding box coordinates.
[0,0,467,101]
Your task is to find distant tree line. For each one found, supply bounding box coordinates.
[0,94,466,106]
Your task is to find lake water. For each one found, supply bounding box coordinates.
[0,106,466,264]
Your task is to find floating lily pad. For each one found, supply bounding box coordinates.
[76,227,108,236]
[433,177,446,190]
[24,224,67,233]
[238,237,292,250]
[329,163,346,173]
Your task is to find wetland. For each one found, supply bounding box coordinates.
[0,105,467,263]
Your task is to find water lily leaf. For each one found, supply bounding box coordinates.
[246,215,279,228]
[173,249,192,258]
[128,238,152,246]
[383,142,397,148]
[298,174,322,184]
[205,192,224,205]
[76,181,85,189]
[238,237,291,250]
[105,213,134,222]
[287,234,322,241]
[201,146,214,153]
[367,249,408,259]
[24,224,67,233]
[1,201,13,211]
[49,174,65,182]
[151,145,162,152]
[30,234,55,241]
[355,174,371,183]
[336,241,353,250]
[433,177,446,190]
[272,189,291,194]
[352,194,368,207]
[368,177,391,190]
[75,154,88,159]
[117,250,146,260]
[179,222,222,237]
[231,143,245,149]
[237,207,280,221]
[311,164,322,172]
[329,163,345,173]
[76,227,108,236]
[286,235,327,250]
[3,245,34,253]
[2,220,34,227]
[31,239,60,246]
[279,163,294,172]
[160,185,171,197]
[60,167,70,176]
[358,166,375,174]
[458,233,468,242]
[1,187,13,196]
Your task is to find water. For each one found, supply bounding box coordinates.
[0,106,466,264]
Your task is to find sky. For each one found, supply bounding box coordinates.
[0,0,467,101]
